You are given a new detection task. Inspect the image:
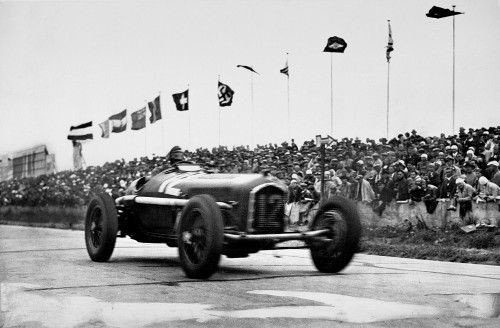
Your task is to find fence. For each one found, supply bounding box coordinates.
[288,199,500,229]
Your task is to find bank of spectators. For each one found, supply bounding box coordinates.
[1,126,499,227]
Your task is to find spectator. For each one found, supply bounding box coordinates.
[450,178,475,222]
[486,161,500,186]
[439,167,457,200]
[476,176,500,201]
[354,173,376,203]
[390,170,410,202]
[463,162,478,188]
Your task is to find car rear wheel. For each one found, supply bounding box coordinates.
[309,196,361,273]
[85,193,118,262]
[178,194,223,279]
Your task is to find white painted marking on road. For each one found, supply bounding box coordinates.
[245,290,440,323]
[1,284,441,327]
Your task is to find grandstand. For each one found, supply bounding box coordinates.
[0,126,499,228]
[0,145,56,182]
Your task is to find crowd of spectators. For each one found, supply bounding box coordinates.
[1,126,499,226]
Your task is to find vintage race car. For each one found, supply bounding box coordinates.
[84,163,361,279]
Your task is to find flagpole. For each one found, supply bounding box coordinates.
[159,91,165,153]
[218,76,221,146]
[187,84,191,150]
[386,59,390,140]
[286,52,290,141]
[144,100,148,157]
[386,19,391,140]
[251,73,254,147]
[330,53,333,136]
[452,5,456,135]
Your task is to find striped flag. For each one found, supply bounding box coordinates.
[109,110,127,133]
[67,121,93,141]
[386,21,394,63]
[99,120,110,138]
[148,96,162,123]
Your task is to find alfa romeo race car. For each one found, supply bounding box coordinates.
[84,162,361,279]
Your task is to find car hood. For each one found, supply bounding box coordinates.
[138,171,285,202]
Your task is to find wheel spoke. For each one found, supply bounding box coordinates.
[313,210,347,256]
[182,210,210,264]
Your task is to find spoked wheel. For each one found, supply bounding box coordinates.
[309,196,361,273]
[85,193,118,262]
[178,194,223,279]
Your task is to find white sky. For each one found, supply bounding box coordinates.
[1,0,499,170]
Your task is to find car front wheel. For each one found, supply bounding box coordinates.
[85,193,118,262]
[178,194,224,279]
[309,196,361,273]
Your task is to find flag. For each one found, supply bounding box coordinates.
[148,96,162,123]
[172,89,189,111]
[426,6,463,19]
[99,120,110,138]
[131,107,146,130]
[237,65,259,74]
[109,109,127,133]
[280,62,289,77]
[323,36,347,53]
[386,21,394,63]
[218,81,235,107]
[67,121,93,141]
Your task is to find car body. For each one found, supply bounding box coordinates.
[85,163,361,278]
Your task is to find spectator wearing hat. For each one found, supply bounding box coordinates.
[450,144,459,158]
[373,167,394,215]
[338,174,353,199]
[372,153,383,168]
[450,178,476,221]
[425,162,441,188]
[483,135,498,162]
[240,159,253,173]
[461,162,477,188]
[486,160,500,186]
[287,179,301,204]
[464,148,476,163]
[476,176,500,201]
[438,166,457,199]
[389,169,410,202]
[408,177,429,228]
[417,153,430,174]
[319,171,340,199]
[442,155,461,178]
[354,172,376,203]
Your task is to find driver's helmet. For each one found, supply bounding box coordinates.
[168,146,185,164]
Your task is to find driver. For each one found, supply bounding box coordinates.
[151,146,186,176]
[168,146,185,165]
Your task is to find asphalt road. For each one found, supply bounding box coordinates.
[1,225,499,328]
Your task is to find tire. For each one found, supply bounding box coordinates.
[178,194,224,279]
[309,196,361,273]
[85,193,118,262]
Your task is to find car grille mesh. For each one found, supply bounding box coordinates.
[253,186,285,233]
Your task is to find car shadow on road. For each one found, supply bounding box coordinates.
[110,256,181,267]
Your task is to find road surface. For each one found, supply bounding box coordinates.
[0,225,499,327]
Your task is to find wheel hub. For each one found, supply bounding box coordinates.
[182,231,193,244]
[316,210,347,250]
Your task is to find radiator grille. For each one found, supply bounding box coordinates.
[252,186,285,233]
